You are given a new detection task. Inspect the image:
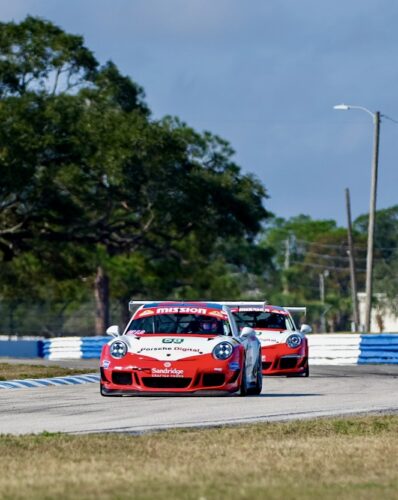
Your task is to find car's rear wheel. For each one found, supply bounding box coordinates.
[247,355,262,395]
[240,363,248,396]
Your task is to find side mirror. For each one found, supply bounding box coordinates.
[106,325,120,337]
[300,324,312,334]
[240,326,255,338]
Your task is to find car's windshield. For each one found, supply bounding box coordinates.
[234,311,289,330]
[126,313,231,336]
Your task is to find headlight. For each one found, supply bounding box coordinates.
[286,334,302,349]
[110,340,128,358]
[213,342,234,360]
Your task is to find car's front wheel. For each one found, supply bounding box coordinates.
[100,384,109,396]
[100,384,123,397]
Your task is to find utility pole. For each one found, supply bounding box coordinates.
[364,111,381,332]
[334,105,382,333]
[283,236,291,294]
[319,272,326,332]
[345,188,360,332]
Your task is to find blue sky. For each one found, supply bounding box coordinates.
[2,0,398,225]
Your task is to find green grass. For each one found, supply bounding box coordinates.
[0,362,94,381]
[0,415,397,499]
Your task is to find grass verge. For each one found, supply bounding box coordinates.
[1,415,398,499]
[0,363,94,381]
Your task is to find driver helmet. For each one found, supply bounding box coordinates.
[201,320,217,332]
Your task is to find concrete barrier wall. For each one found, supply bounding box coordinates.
[309,334,361,365]
[41,336,108,360]
[2,334,398,364]
[308,334,398,365]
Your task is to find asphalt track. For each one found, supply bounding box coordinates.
[1,364,398,435]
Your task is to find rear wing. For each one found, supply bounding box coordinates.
[129,300,156,312]
[128,300,306,315]
[217,301,307,316]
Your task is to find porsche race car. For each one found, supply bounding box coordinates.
[227,302,312,377]
[100,301,262,396]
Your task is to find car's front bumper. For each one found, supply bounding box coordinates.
[100,351,243,394]
[260,342,308,375]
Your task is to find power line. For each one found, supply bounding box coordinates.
[290,260,367,273]
[273,244,396,264]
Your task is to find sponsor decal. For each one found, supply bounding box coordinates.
[261,355,266,361]
[138,347,172,353]
[174,346,201,353]
[228,361,240,370]
[137,346,202,354]
[126,330,146,336]
[162,338,184,344]
[208,310,225,318]
[151,367,184,378]
[214,367,223,372]
[156,307,207,314]
[137,309,155,318]
[164,362,171,367]
[102,360,110,369]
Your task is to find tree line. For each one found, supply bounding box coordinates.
[1,17,397,335]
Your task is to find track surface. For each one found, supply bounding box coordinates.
[1,365,397,435]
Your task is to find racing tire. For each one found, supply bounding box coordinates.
[100,384,123,397]
[240,363,249,396]
[100,384,109,396]
[247,356,263,395]
[286,365,309,378]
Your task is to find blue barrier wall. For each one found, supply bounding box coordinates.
[0,340,43,358]
[81,336,108,359]
[359,334,398,364]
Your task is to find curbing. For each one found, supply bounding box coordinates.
[0,373,100,390]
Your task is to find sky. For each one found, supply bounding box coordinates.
[2,0,398,226]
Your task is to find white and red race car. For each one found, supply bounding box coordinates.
[100,301,262,396]
[228,302,312,377]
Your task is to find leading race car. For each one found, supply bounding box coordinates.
[225,302,312,377]
[100,301,262,396]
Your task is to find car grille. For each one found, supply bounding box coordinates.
[202,373,225,387]
[142,377,192,389]
[112,371,132,385]
[279,357,298,369]
[262,362,272,370]
[100,367,109,382]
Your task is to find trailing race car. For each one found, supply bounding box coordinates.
[227,302,312,377]
[100,301,262,396]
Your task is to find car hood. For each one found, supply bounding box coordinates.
[255,330,303,347]
[115,334,238,361]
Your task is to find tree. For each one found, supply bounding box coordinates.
[261,214,367,331]
[354,205,398,309]
[1,17,270,335]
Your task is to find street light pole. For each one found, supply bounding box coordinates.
[333,104,381,332]
[365,111,380,332]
